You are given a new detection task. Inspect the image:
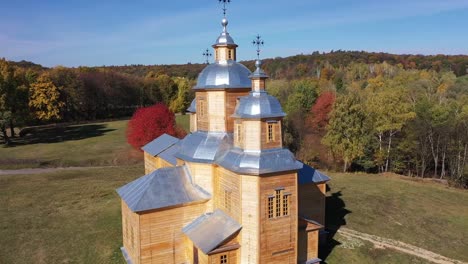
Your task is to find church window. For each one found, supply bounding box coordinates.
[268,196,274,218]
[267,123,275,142]
[268,188,290,219]
[235,123,242,144]
[283,194,289,216]
[199,100,205,117]
[228,49,232,60]
[220,254,228,263]
[224,190,232,212]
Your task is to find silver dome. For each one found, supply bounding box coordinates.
[232,91,286,118]
[213,18,237,46]
[194,60,252,89]
[187,98,196,112]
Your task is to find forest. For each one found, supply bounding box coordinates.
[1,50,467,187]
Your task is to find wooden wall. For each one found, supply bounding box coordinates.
[260,119,283,150]
[144,152,159,174]
[196,92,209,131]
[215,167,241,222]
[186,162,214,211]
[258,173,298,264]
[243,121,261,151]
[208,91,226,132]
[122,201,141,264]
[240,175,260,264]
[209,250,238,264]
[298,183,326,225]
[138,203,207,264]
[190,113,197,133]
[226,90,249,132]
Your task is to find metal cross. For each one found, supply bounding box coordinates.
[252,34,264,59]
[202,48,212,64]
[219,0,231,17]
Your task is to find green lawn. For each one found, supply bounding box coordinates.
[0,165,144,264]
[324,172,468,262]
[0,117,190,170]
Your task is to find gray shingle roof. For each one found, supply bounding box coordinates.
[141,133,179,156]
[298,163,331,184]
[117,166,210,213]
[182,209,241,254]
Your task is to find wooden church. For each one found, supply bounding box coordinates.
[117,4,330,264]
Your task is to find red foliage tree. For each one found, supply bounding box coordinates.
[311,91,336,129]
[127,103,185,150]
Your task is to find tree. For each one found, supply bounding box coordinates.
[29,73,64,121]
[169,77,194,114]
[323,92,371,172]
[311,91,336,130]
[127,103,182,150]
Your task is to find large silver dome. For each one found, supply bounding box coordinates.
[194,60,252,89]
[232,91,286,118]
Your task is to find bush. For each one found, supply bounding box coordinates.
[126,103,184,150]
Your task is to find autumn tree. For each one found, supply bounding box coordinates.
[169,77,194,114]
[311,91,336,130]
[323,92,371,172]
[29,73,64,121]
[127,103,183,150]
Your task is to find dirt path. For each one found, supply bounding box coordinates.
[338,228,466,264]
[0,166,113,175]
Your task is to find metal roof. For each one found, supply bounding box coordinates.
[213,18,237,47]
[249,60,268,79]
[232,91,286,119]
[182,209,242,255]
[159,144,180,166]
[298,163,331,184]
[194,60,251,89]
[175,131,232,163]
[141,133,179,156]
[216,147,303,175]
[187,99,196,113]
[117,166,210,213]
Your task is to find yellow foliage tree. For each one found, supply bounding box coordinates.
[29,74,64,121]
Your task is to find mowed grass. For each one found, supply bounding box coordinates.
[0,165,144,264]
[0,120,141,169]
[324,172,468,262]
[0,117,189,170]
[325,234,431,264]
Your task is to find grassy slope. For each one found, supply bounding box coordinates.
[0,166,144,264]
[325,172,468,262]
[0,120,141,169]
[0,117,189,170]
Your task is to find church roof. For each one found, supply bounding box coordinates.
[232,91,286,119]
[141,133,179,156]
[194,60,251,89]
[117,166,210,213]
[182,209,241,255]
[159,144,180,166]
[187,98,196,113]
[298,163,331,184]
[175,131,232,163]
[216,147,303,175]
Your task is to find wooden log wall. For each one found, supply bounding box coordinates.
[138,203,207,264]
[240,175,260,264]
[122,201,141,264]
[260,119,283,150]
[186,162,215,211]
[215,167,241,223]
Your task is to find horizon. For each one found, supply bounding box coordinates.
[2,0,468,67]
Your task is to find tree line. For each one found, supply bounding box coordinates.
[0,58,194,143]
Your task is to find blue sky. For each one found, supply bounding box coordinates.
[1,0,468,67]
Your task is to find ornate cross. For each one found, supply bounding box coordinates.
[219,0,231,17]
[202,48,212,64]
[252,34,264,59]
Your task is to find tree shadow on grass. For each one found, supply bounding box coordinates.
[8,124,116,146]
[320,188,351,263]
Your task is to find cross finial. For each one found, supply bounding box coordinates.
[202,48,212,64]
[252,34,264,60]
[219,0,231,17]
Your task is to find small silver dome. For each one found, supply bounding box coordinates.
[195,60,252,89]
[233,91,286,118]
[187,98,196,112]
[214,18,237,46]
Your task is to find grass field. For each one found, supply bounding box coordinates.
[0,117,189,170]
[1,118,467,263]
